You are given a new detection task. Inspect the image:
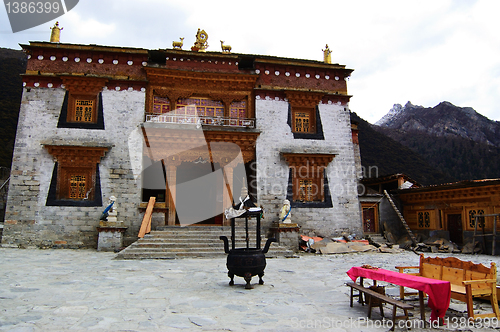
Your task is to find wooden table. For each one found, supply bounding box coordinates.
[347,266,451,322]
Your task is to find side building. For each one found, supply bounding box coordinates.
[2,34,361,249]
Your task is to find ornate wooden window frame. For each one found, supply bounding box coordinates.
[285,91,324,140]
[292,107,315,134]
[57,76,107,130]
[44,145,108,206]
[416,210,433,229]
[467,208,488,230]
[283,153,334,208]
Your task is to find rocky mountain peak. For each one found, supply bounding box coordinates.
[375,101,500,148]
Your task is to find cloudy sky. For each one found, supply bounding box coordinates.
[1,0,499,123]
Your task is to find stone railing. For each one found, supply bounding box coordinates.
[145,113,255,128]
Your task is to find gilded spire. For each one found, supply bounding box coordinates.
[322,44,332,64]
[50,21,63,43]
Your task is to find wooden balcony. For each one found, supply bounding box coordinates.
[145,113,255,129]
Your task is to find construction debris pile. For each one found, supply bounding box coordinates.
[299,232,483,255]
[395,233,480,254]
[413,237,461,254]
[299,234,404,255]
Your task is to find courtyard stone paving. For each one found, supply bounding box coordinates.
[1,248,500,331]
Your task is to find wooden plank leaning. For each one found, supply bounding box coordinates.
[138,196,156,238]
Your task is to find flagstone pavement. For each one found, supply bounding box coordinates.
[1,248,500,331]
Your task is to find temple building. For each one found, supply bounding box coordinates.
[1,29,362,249]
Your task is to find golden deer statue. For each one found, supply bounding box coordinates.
[172,37,184,49]
[220,40,231,53]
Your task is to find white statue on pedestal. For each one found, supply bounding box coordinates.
[100,196,117,221]
[280,199,291,224]
[106,196,118,222]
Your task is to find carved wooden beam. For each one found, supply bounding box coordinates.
[282,153,335,168]
[285,90,325,108]
[44,145,109,166]
[60,76,108,95]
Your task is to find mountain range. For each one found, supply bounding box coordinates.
[376,101,500,147]
[373,101,500,183]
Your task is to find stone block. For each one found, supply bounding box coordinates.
[97,231,123,251]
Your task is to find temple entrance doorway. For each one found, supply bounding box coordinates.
[361,203,379,234]
[175,160,224,225]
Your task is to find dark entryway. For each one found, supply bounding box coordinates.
[447,214,463,245]
[363,207,376,233]
[175,161,223,225]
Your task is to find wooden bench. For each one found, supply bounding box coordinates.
[347,282,413,330]
[396,254,500,321]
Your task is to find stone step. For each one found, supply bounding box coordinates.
[133,242,266,248]
[115,228,293,259]
[119,246,289,253]
[155,225,259,232]
[145,232,258,237]
[116,248,291,259]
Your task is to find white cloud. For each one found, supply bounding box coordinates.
[62,11,116,42]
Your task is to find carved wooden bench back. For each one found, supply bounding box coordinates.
[420,254,496,292]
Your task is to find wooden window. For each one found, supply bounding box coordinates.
[176,97,224,117]
[283,153,334,207]
[44,145,108,206]
[75,99,94,122]
[152,96,170,114]
[299,179,314,201]
[416,210,435,229]
[468,209,485,229]
[169,97,224,124]
[230,100,247,126]
[417,211,431,228]
[293,174,324,203]
[59,167,93,201]
[58,76,106,128]
[292,108,315,133]
[68,94,98,123]
[69,174,87,199]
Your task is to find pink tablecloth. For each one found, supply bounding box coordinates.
[347,266,451,321]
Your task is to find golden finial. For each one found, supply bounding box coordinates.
[322,44,332,64]
[50,21,63,43]
[192,29,209,52]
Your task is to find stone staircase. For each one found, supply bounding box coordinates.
[115,226,294,259]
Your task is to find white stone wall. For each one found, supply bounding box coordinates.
[255,97,362,238]
[2,87,145,248]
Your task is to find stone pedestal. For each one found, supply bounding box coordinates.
[97,224,127,252]
[270,223,300,252]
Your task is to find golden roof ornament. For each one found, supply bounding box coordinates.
[322,44,332,64]
[172,37,184,49]
[50,21,63,43]
[220,40,231,53]
[192,29,209,52]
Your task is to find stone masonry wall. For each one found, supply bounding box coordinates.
[2,87,144,248]
[255,97,362,238]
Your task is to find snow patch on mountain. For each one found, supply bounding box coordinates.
[375,103,403,126]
